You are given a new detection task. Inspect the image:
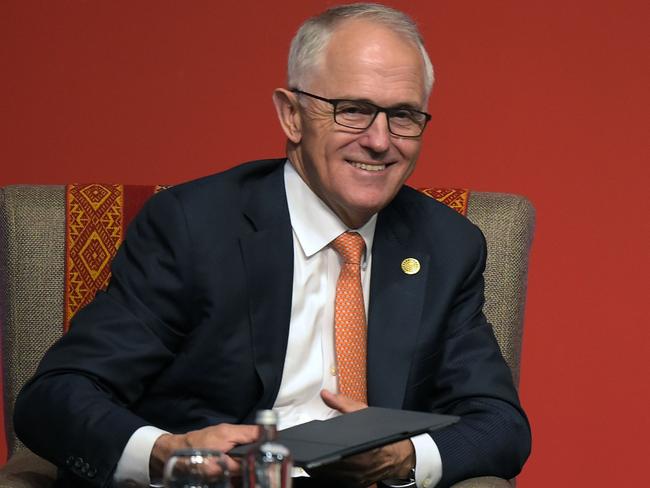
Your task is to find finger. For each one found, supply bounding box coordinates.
[226,424,260,445]
[208,424,259,449]
[320,389,367,413]
[223,455,243,476]
[185,426,256,453]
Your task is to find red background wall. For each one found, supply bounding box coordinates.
[1,1,648,485]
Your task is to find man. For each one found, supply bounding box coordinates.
[15,3,530,488]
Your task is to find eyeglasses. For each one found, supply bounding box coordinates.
[291,89,431,138]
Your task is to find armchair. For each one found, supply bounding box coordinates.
[0,184,534,487]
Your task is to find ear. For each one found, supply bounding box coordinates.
[272,88,302,144]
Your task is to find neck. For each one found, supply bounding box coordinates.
[286,153,372,230]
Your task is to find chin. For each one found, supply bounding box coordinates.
[342,196,388,223]
[356,188,398,211]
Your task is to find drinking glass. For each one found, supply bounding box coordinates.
[163,449,230,488]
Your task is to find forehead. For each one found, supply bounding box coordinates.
[313,19,426,107]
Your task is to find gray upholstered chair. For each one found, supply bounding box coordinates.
[0,184,535,488]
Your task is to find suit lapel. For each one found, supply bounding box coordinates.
[239,162,294,413]
[367,195,430,408]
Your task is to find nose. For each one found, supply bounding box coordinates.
[359,112,391,153]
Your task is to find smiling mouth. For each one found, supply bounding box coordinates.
[346,160,393,172]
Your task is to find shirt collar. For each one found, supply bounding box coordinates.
[284,160,377,261]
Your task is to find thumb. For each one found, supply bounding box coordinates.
[320,389,367,413]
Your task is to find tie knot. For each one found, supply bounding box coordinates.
[331,232,366,265]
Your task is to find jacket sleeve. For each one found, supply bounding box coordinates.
[14,188,194,487]
[424,229,531,486]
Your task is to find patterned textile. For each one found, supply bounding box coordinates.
[331,232,367,403]
[419,187,470,216]
[63,184,164,331]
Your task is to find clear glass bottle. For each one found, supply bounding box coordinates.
[243,410,293,488]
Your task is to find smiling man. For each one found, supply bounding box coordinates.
[15,4,530,488]
[273,15,429,230]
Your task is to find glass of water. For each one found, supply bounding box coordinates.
[163,449,230,488]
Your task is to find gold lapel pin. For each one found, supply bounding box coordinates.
[401,258,421,275]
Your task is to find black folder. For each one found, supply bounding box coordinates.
[231,407,459,468]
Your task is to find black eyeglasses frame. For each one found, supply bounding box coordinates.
[291,88,431,138]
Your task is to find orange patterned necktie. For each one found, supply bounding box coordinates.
[331,231,367,403]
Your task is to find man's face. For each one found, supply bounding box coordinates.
[287,20,428,228]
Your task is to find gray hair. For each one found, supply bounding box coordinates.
[287,3,434,97]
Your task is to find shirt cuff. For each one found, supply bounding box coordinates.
[411,433,442,488]
[114,425,169,487]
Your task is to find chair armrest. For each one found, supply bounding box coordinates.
[0,449,57,488]
[450,477,513,488]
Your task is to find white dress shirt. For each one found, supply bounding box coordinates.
[114,161,442,487]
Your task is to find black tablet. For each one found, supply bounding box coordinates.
[230,407,458,469]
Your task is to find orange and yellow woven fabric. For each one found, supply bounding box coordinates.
[419,187,469,216]
[64,184,166,331]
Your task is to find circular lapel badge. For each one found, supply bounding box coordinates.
[401,258,421,275]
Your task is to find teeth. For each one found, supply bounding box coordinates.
[349,161,387,171]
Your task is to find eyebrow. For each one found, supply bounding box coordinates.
[340,96,423,111]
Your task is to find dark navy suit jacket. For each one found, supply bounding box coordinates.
[15,159,530,487]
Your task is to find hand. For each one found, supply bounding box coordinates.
[307,390,415,487]
[149,423,259,481]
